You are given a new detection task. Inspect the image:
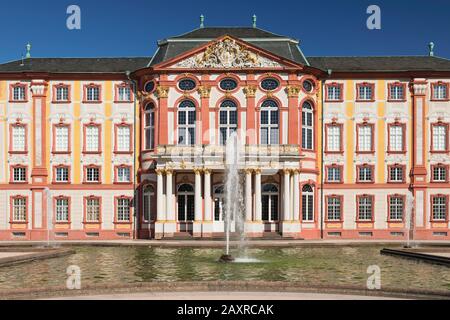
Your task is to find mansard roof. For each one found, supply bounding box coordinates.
[150,27,309,66]
[307,56,450,73]
[0,57,150,73]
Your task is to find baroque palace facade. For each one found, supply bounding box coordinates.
[1,26,450,241]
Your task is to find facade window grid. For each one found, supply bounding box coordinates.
[433,166,447,182]
[326,125,341,152]
[12,125,26,152]
[144,104,155,150]
[117,167,131,183]
[302,102,314,150]
[260,100,279,145]
[389,166,404,182]
[178,101,196,146]
[358,166,373,182]
[12,197,27,222]
[86,198,100,222]
[56,86,69,101]
[86,86,100,101]
[358,85,373,100]
[432,196,447,221]
[55,167,69,182]
[389,125,403,152]
[358,196,373,221]
[86,167,100,182]
[327,197,341,221]
[13,167,26,182]
[432,125,447,151]
[433,84,448,100]
[327,167,341,183]
[55,126,69,152]
[327,85,341,101]
[389,197,404,221]
[13,86,26,101]
[389,85,404,100]
[117,198,131,222]
[55,198,69,222]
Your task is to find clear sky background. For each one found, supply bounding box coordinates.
[1,0,449,62]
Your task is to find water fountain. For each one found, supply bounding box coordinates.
[219,133,245,263]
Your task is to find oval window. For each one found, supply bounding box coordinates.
[144,81,155,93]
[219,78,238,91]
[303,80,314,93]
[261,78,280,91]
[178,79,197,91]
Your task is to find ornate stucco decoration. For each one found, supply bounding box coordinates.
[172,38,283,69]
[243,86,257,98]
[197,86,211,98]
[155,86,169,99]
[286,86,301,98]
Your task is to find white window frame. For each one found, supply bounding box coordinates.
[327,125,341,152]
[116,125,131,152]
[358,125,373,152]
[302,185,314,222]
[86,198,100,222]
[219,100,238,146]
[389,196,404,221]
[116,198,131,222]
[55,126,69,152]
[144,104,155,150]
[302,102,314,150]
[12,197,27,222]
[12,125,26,152]
[432,125,447,152]
[389,125,403,152]
[55,198,69,222]
[327,197,341,221]
[85,125,100,152]
[260,101,279,145]
[177,101,196,146]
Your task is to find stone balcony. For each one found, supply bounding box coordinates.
[143,145,304,169]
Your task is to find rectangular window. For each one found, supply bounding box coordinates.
[116,198,131,222]
[326,125,341,152]
[432,165,447,182]
[433,83,448,100]
[12,197,27,222]
[358,84,373,101]
[432,196,447,221]
[85,125,100,152]
[389,166,404,183]
[389,84,405,101]
[358,166,373,183]
[116,126,131,152]
[432,125,447,152]
[86,198,100,222]
[12,167,27,182]
[86,167,100,183]
[117,86,131,102]
[12,85,26,101]
[55,126,69,153]
[389,125,404,152]
[55,167,69,183]
[358,196,373,221]
[389,196,404,221]
[327,84,342,101]
[327,166,342,183]
[55,198,69,222]
[357,125,373,152]
[117,167,131,183]
[55,86,69,102]
[86,86,100,102]
[11,125,26,152]
[327,197,342,221]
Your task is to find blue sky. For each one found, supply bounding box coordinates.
[1,0,449,62]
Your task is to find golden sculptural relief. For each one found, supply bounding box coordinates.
[173,38,283,69]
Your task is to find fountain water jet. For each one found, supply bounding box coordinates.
[219,132,245,263]
[404,191,415,249]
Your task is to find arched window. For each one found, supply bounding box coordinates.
[302,101,314,150]
[143,185,155,222]
[260,100,279,145]
[213,185,225,221]
[302,184,314,222]
[219,100,238,145]
[262,184,279,222]
[144,103,155,150]
[178,100,196,146]
[178,184,195,222]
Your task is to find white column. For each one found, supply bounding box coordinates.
[156,170,165,221]
[194,169,202,222]
[293,170,300,221]
[283,169,291,221]
[254,169,262,221]
[204,169,212,221]
[165,169,174,221]
[245,169,253,221]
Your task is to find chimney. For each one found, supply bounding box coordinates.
[428,42,435,57]
[200,14,205,28]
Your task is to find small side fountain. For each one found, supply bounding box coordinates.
[219,132,244,263]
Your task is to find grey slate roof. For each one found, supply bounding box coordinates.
[150,27,309,66]
[0,57,150,73]
[307,56,450,72]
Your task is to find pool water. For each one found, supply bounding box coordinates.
[0,246,449,291]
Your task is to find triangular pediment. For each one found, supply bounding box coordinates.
[155,36,301,70]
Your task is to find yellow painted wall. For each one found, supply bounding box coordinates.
[104,81,113,184]
[73,81,81,184]
[345,80,354,183]
[376,80,386,183]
